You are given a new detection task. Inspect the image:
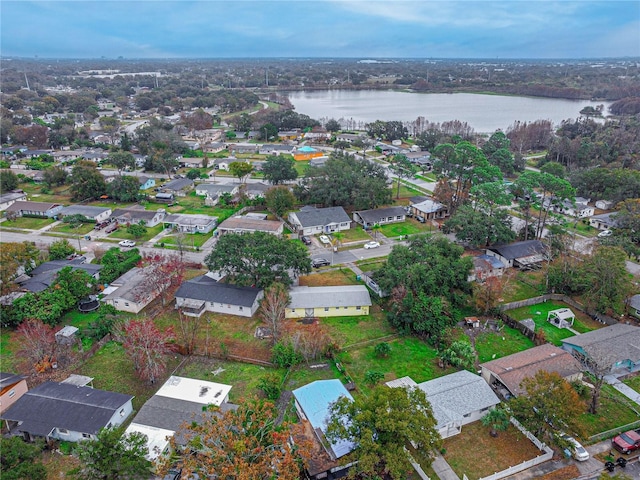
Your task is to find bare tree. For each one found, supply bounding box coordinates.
[176,310,201,355]
[137,253,186,306]
[258,282,289,343]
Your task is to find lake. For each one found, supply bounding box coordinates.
[285,90,610,133]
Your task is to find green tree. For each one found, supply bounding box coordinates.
[126,221,147,239]
[72,427,151,480]
[375,236,472,342]
[325,119,341,133]
[444,205,515,248]
[482,131,515,174]
[42,165,68,187]
[481,407,510,437]
[49,238,76,260]
[186,168,201,180]
[582,245,634,315]
[389,154,418,199]
[261,155,298,185]
[265,186,296,218]
[0,241,40,296]
[107,175,140,202]
[106,151,135,174]
[326,384,441,479]
[295,151,391,209]
[0,170,19,193]
[374,342,391,358]
[53,266,95,301]
[0,437,46,480]
[69,161,107,201]
[510,371,585,447]
[540,161,566,179]
[204,231,311,288]
[228,161,254,183]
[440,340,476,371]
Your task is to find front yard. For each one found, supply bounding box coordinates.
[161,229,214,247]
[51,222,96,235]
[378,220,435,238]
[442,421,543,480]
[108,222,165,242]
[1,216,55,230]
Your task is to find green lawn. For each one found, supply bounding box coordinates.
[505,300,600,346]
[19,183,72,204]
[293,160,310,175]
[2,216,55,229]
[161,193,238,218]
[109,223,164,242]
[162,230,214,247]
[378,221,434,238]
[623,373,640,393]
[51,222,95,235]
[474,326,535,363]
[332,228,371,243]
[321,311,395,347]
[502,279,544,303]
[0,328,18,372]
[78,341,182,411]
[579,383,640,438]
[337,336,457,394]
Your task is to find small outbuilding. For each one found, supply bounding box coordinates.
[547,308,575,329]
[55,326,79,345]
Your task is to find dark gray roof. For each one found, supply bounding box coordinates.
[175,275,262,307]
[293,206,350,228]
[162,178,194,191]
[59,205,110,217]
[0,372,25,389]
[112,208,161,221]
[487,240,547,260]
[354,206,406,224]
[131,394,205,432]
[630,294,640,311]
[23,260,102,293]
[2,381,132,437]
[562,324,640,369]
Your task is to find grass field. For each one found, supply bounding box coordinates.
[331,228,371,243]
[505,300,601,346]
[299,268,360,287]
[2,216,55,230]
[474,326,536,363]
[378,221,434,238]
[51,222,96,235]
[578,383,640,437]
[162,230,214,247]
[109,223,164,241]
[443,421,542,480]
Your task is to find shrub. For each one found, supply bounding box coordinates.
[258,373,282,400]
[364,370,385,386]
[374,342,391,358]
[271,341,302,368]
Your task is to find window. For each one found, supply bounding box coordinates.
[82,433,91,439]
[8,389,15,398]
[356,306,361,310]
[336,307,340,310]
[324,307,329,312]
[239,306,243,311]
[124,302,130,306]
[344,306,348,309]
[119,408,125,417]
[58,428,68,435]
[291,309,295,313]
[463,413,471,418]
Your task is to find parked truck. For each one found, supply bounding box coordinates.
[612,429,640,454]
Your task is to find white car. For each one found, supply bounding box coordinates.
[364,241,381,249]
[562,434,589,462]
[319,235,331,244]
[597,230,612,238]
[119,240,136,247]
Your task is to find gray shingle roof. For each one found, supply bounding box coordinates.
[417,371,500,429]
[354,206,406,224]
[59,205,110,218]
[162,178,194,191]
[2,381,132,437]
[562,324,640,368]
[292,206,350,228]
[0,372,25,389]
[488,240,547,260]
[288,285,372,309]
[175,275,262,307]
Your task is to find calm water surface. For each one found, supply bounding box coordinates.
[286,90,610,133]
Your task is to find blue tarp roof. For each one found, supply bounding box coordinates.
[292,379,356,459]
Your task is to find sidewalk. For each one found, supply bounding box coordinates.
[431,455,460,480]
[605,375,640,407]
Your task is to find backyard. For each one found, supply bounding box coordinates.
[473,325,536,363]
[504,300,602,346]
[442,421,543,480]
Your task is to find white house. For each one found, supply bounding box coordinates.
[58,205,112,223]
[286,285,372,319]
[288,206,351,235]
[174,275,263,318]
[0,191,27,211]
[102,267,162,314]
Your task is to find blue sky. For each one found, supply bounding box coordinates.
[1,1,638,59]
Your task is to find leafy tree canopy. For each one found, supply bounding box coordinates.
[69,161,106,202]
[0,437,46,480]
[205,231,311,288]
[261,155,298,185]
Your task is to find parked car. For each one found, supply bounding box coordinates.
[598,230,612,237]
[301,235,312,245]
[364,241,380,249]
[312,257,331,268]
[119,240,136,247]
[415,215,426,223]
[561,434,589,461]
[319,235,331,244]
[613,429,640,454]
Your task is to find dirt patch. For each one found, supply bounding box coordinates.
[538,465,580,480]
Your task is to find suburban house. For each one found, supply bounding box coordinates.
[292,380,355,479]
[101,267,161,313]
[195,183,239,198]
[216,215,284,236]
[629,294,640,319]
[480,344,583,398]
[286,285,372,319]
[125,376,235,460]
[335,133,365,143]
[543,197,594,218]
[209,158,233,171]
[561,324,640,374]
[0,191,27,211]
[138,176,156,190]
[386,370,500,439]
[352,206,406,229]
[174,275,264,318]
[1,380,133,442]
[18,258,102,293]
[5,201,63,218]
[278,130,301,141]
[242,182,271,199]
[409,198,449,220]
[0,373,28,415]
[405,151,433,170]
[595,199,614,210]
[179,156,206,168]
[293,146,323,161]
[202,141,226,154]
[467,254,506,283]
[58,205,112,223]
[160,178,194,196]
[288,206,352,235]
[111,207,166,227]
[259,144,295,156]
[589,212,619,231]
[309,156,329,168]
[485,240,548,269]
[163,213,218,234]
